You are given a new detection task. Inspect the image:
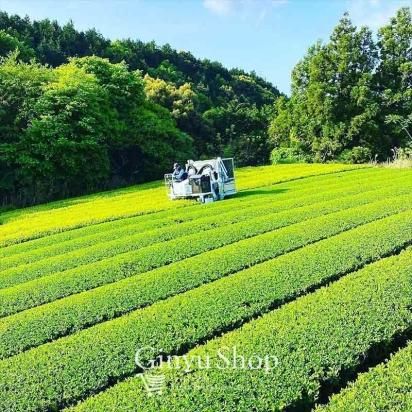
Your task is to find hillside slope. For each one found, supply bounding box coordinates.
[0,10,281,173]
[0,164,411,411]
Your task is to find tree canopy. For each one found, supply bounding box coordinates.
[0,7,410,207]
[270,8,412,163]
[0,55,193,206]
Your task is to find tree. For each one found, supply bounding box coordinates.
[69,56,144,181]
[0,30,34,61]
[16,63,111,202]
[0,55,54,205]
[0,10,280,207]
[144,74,196,118]
[0,54,194,206]
[376,7,412,150]
[130,101,193,180]
[204,102,273,165]
[270,13,380,161]
[0,53,52,142]
[71,56,193,183]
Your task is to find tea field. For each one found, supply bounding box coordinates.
[0,164,411,411]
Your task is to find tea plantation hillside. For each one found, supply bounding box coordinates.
[0,164,412,412]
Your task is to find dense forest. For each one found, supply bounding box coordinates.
[0,7,410,207]
[0,10,280,206]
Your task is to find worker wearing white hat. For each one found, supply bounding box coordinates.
[172,163,187,181]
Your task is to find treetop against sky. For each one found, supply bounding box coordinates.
[0,0,410,93]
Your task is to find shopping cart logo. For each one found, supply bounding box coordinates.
[140,373,165,396]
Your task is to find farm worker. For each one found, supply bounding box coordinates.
[172,163,188,181]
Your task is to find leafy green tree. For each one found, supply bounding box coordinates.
[204,103,273,165]
[0,55,53,204]
[0,54,193,206]
[376,7,412,150]
[32,19,66,66]
[130,101,193,179]
[0,10,281,169]
[0,9,281,207]
[18,63,111,201]
[270,13,380,161]
[71,56,144,140]
[147,59,185,84]
[326,15,378,154]
[71,56,193,182]
[69,56,144,181]
[0,53,51,142]
[0,30,34,61]
[144,74,196,119]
